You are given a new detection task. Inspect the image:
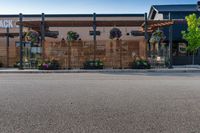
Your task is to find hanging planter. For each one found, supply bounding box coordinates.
[109,28,122,40]
[25,31,39,43]
[66,31,79,69]
[149,29,166,45]
[67,31,79,42]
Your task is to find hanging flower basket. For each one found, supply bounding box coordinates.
[25,31,39,43]
[109,28,122,39]
[67,31,79,42]
[149,29,166,45]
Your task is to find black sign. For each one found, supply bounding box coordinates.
[89,31,101,36]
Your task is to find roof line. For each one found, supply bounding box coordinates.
[0,14,144,18]
[151,4,196,7]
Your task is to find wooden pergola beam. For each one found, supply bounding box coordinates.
[0,33,19,37]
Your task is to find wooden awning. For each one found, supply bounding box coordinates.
[16,20,145,28]
[0,33,19,38]
[16,19,186,33]
[142,19,186,32]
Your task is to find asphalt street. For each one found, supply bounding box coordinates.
[0,72,200,133]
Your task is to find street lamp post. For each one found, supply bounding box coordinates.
[93,13,97,61]
[19,13,23,70]
[168,12,173,69]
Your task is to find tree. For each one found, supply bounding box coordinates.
[66,31,79,69]
[109,28,122,68]
[182,13,200,65]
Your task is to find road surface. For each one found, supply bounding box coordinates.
[0,72,200,133]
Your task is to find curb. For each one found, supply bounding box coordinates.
[1,69,200,73]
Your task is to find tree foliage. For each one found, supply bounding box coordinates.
[182,13,200,53]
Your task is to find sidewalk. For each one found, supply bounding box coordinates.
[1,67,200,73]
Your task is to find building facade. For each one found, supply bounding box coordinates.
[0,3,199,69]
[0,14,147,68]
[148,4,200,65]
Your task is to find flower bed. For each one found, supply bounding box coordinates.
[38,60,60,70]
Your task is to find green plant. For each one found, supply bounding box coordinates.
[110,28,123,68]
[13,61,20,68]
[38,60,60,70]
[182,13,200,65]
[66,31,79,69]
[67,31,79,41]
[110,28,122,39]
[149,29,166,45]
[132,59,151,69]
[25,31,39,43]
[83,60,104,69]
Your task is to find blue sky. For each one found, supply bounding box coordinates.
[0,0,197,14]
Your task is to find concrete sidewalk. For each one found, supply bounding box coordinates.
[1,67,200,73]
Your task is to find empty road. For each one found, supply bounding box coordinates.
[0,72,200,133]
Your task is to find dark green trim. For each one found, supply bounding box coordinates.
[0,14,144,18]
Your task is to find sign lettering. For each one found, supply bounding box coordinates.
[0,20,14,28]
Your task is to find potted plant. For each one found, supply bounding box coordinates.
[25,30,39,44]
[66,31,79,69]
[83,60,104,69]
[109,28,122,68]
[38,60,60,70]
[149,29,166,55]
[132,58,151,69]
[149,29,166,67]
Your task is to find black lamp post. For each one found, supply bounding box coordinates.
[93,13,97,61]
[168,12,173,69]
[19,13,23,70]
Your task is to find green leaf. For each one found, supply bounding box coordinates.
[182,13,200,53]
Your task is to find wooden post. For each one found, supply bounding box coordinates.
[6,28,10,67]
[144,13,149,57]
[19,13,23,70]
[77,40,81,69]
[93,13,97,61]
[168,12,173,69]
[68,41,71,69]
[119,39,122,69]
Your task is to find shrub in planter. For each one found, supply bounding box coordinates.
[38,60,60,70]
[132,59,151,69]
[83,60,104,69]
